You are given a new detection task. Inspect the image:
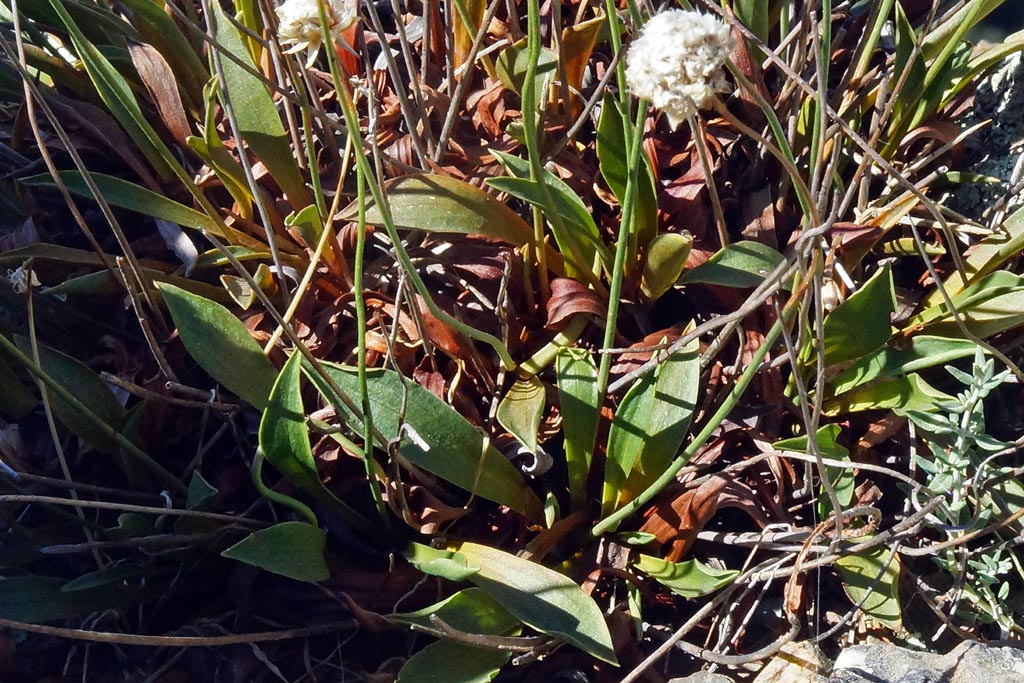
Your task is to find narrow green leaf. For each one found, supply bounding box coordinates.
[16,339,124,454]
[888,2,927,131]
[390,587,520,634]
[306,362,542,520]
[910,272,1024,340]
[0,577,154,624]
[679,240,785,289]
[222,521,330,582]
[824,373,952,416]
[61,565,171,593]
[260,352,373,532]
[45,0,174,180]
[835,544,902,630]
[603,370,655,514]
[606,335,700,512]
[397,639,510,683]
[260,351,320,490]
[489,148,610,279]
[822,266,895,366]
[496,377,545,452]
[732,0,769,42]
[555,348,599,511]
[635,554,738,599]
[157,282,277,409]
[830,336,977,396]
[455,541,618,664]
[596,93,658,251]
[43,268,231,304]
[22,171,264,249]
[208,0,312,208]
[405,542,481,582]
[340,175,539,251]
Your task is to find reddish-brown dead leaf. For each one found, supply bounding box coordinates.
[546,277,606,327]
[128,43,193,149]
[641,475,729,562]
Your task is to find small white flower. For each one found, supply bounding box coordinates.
[625,9,733,129]
[276,0,357,67]
[7,266,40,294]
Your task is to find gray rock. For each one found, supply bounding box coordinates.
[948,52,1024,222]
[668,674,734,683]
[829,641,1024,683]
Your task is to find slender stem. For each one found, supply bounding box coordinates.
[355,162,388,523]
[686,111,729,247]
[251,450,318,527]
[596,103,647,397]
[324,28,516,369]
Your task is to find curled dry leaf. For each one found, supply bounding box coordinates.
[546,277,606,327]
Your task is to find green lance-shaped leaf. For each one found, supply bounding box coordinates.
[306,361,543,520]
[13,339,124,454]
[0,577,158,624]
[597,93,658,258]
[259,352,373,532]
[635,554,738,599]
[157,282,277,409]
[822,265,896,366]
[824,373,953,416]
[222,521,330,582]
[340,175,564,270]
[679,240,785,289]
[829,335,978,397]
[556,348,599,511]
[208,0,312,209]
[487,150,612,283]
[454,541,618,664]
[392,589,521,683]
[22,172,264,249]
[605,335,701,513]
[908,271,1024,340]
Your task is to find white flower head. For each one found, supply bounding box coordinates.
[625,9,733,129]
[7,265,40,294]
[276,0,357,67]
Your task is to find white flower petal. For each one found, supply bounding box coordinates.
[625,9,733,128]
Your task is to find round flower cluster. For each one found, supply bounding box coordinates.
[276,0,357,67]
[624,9,733,129]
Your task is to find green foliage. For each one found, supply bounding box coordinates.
[906,348,1017,630]
[634,554,738,599]
[454,541,618,664]
[222,521,330,582]
[604,334,700,513]
[306,362,543,520]
[555,348,599,511]
[835,545,903,631]
[158,283,277,409]
[678,240,785,289]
